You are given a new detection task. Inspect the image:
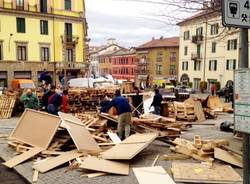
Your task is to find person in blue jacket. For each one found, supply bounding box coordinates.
[101,89,132,140]
[150,88,163,115]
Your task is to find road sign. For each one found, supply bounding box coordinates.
[222,0,250,28]
[234,69,250,133]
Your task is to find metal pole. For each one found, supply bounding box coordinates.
[240,28,249,184]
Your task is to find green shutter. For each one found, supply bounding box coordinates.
[65,0,71,10]
[17,18,25,33]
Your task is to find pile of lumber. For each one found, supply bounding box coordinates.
[174,102,196,121]
[132,113,186,138]
[0,94,16,119]
[4,109,160,182]
[170,136,243,167]
[67,88,116,113]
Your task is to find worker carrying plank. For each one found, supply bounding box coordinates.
[101,89,132,140]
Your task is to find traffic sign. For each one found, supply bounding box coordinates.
[222,0,250,28]
[234,69,250,133]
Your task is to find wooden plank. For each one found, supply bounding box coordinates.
[80,157,129,175]
[214,148,243,168]
[172,162,242,183]
[107,131,121,144]
[3,147,43,168]
[10,109,61,149]
[133,166,176,184]
[33,150,83,173]
[101,133,158,160]
[63,120,101,154]
[32,170,39,183]
[194,101,206,122]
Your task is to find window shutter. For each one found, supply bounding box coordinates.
[226,60,229,70]
[233,59,236,69]
[227,40,230,50]
[186,62,188,70]
[182,62,184,70]
[234,39,237,49]
[209,61,211,70]
[215,60,217,71]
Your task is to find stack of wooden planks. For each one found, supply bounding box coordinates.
[0,95,16,119]
[67,88,116,113]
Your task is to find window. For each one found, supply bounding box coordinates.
[16,18,25,33]
[65,23,72,41]
[212,42,216,53]
[184,31,190,40]
[194,78,201,90]
[17,45,27,61]
[156,64,162,75]
[182,61,188,71]
[66,49,73,62]
[40,47,49,61]
[156,51,163,62]
[194,60,201,71]
[226,59,236,70]
[227,39,237,50]
[40,0,47,13]
[0,43,2,60]
[169,65,176,75]
[197,44,201,57]
[196,27,203,36]
[40,20,48,35]
[184,46,188,56]
[211,23,219,35]
[209,60,217,71]
[16,0,24,10]
[65,0,71,10]
[170,52,176,62]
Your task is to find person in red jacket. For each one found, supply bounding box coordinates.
[211,82,216,96]
[62,90,68,113]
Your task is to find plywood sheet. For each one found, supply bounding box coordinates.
[80,157,129,175]
[101,133,158,160]
[172,162,242,183]
[133,166,176,184]
[33,150,83,173]
[58,112,82,125]
[214,148,242,168]
[64,120,101,153]
[3,147,43,168]
[10,109,61,149]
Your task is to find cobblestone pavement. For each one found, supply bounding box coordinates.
[0,114,243,184]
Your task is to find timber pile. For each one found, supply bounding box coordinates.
[67,88,116,113]
[132,113,185,138]
[170,136,243,167]
[0,94,16,119]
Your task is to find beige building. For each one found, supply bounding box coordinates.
[136,37,179,87]
[178,5,245,91]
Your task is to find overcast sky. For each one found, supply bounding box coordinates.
[85,0,181,47]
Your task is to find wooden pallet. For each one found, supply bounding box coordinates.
[0,95,16,119]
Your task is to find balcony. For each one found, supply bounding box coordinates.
[56,62,85,70]
[192,35,203,44]
[61,35,79,46]
[191,53,202,60]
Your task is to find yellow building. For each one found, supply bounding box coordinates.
[136,37,179,87]
[0,0,88,88]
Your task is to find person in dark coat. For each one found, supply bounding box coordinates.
[132,87,143,117]
[150,88,163,115]
[101,90,132,140]
[42,85,56,111]
[47,90,62,115]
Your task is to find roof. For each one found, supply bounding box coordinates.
[136,37,179,50]
[111,49,136,56]
[177,6,221,25]
[99,49,124,57]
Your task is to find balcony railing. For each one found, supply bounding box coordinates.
[192,35,203,43]
[61,35,79,45]
[191,53,202,60]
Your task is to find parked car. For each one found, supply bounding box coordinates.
[174,85,191,101]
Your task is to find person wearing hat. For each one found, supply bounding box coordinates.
[101,89,132,140]
[20,89,39,110]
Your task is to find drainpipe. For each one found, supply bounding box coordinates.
[203,19,208,82]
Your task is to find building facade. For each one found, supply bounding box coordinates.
[111,49,136,81]
[178,3,244,91]
[0,0,88,88]
[135,37,179,87]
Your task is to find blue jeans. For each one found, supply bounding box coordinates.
[153,106,161,115]
[47,104,58,115]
